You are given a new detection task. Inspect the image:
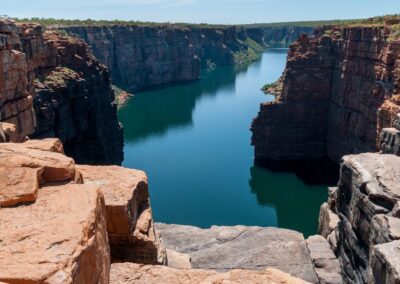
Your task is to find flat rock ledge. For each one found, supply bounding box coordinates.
[110,263,311,284]
[157,223,341,283]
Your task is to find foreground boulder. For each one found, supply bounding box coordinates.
[0,184,110,283]
[156,223,320,283]
[77,165,167,264]
[110,263,310,284]
[319,153,400,283]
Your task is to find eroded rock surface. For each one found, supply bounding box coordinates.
[63,25,312,91]
[156,223,319,283]
[110,263,311,284]
[0,19,123,165]
[252,24,400,163]
[77,165,167,264]
[0,183,110,284]
[319,153,400,283]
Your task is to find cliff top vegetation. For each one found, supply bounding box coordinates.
[8,16,397,29]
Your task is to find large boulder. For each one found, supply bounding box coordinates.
[77,165,167,264]
[156,223,319,283]
[0,184,110,283]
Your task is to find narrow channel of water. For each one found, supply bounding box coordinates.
[119,49,332,237]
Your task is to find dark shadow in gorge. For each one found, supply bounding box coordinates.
[119,65,251,143]
[249,158,339,237]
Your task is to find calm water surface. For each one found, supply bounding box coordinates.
[119,49,330,237]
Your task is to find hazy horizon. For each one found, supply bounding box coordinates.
[3,0,400,25]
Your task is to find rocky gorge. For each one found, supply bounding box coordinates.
[251,17,400,284]
[62,24,312,91]
[2,15,400,284]
[0,19,123,165]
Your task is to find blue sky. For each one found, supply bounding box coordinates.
[3,0,400,24]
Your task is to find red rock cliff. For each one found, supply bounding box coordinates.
[0,19,123,164]
[251,23,400,163]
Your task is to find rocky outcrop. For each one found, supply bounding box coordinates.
[319,153,400,283]
[63,25,312,91]
[379,113,400,155]
[110,263,311,284]
[252,23,400,163]
[0,139,168,283]
[77,165,167,264]
[0,20,36,142]
[0,139,323,284]
[0,19,123,165]
[156,223,338,283]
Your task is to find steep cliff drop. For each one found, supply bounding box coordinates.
[62,25,313,91]
[251,17,400,284]
[0,19,123,165]
[251,20,400,164]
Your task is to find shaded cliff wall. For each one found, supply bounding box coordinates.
[63,25,312,91]
[0,19,123,165]
[251,24,400,163]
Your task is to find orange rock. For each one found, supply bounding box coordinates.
[110,263,311,284]
[0,166,40,207]
[0,184,110,283]
[77,165,167,264]
[0,143,75,182]
[0,122,19,142]
[23,138,65,153]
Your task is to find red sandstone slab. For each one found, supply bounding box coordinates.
[0,166,40,207]
[0,184,110,283]
[0,143,75,182]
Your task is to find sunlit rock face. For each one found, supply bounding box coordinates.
[0,19,123,165]
[63,25,312,91]
[252,24,400,163]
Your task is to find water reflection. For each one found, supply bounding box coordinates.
[249,165,332,237]
[119,65,249,143]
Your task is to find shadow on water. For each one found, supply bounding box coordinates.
[249,159,339,237]
[119,65,251,143]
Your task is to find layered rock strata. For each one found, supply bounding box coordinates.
[156,223,341,283]
[252,23,400,163]
[0,19,123,164]
[63,25,312,91]
[319,153,400,283]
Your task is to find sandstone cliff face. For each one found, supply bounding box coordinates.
[0,19,123,164]
[63,25,312,91]
[319,153,400,283]
[252,24,400,163]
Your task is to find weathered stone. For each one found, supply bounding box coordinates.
[319,202,340,238]
[77,165,167,264]
[23,138,64,153]
[0,166,40,207]
[318,153,400,283]
[156,223,319,283]
[110,263,311,284]
[252,24,400,163]
[370,240,400,284]
[0,122,19,142]
[63,25,312,91]
[0,19,123,165]
[0,142,75,182]
[306,235,343,284]
[166,249,192,269]
[0,184,110,283]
